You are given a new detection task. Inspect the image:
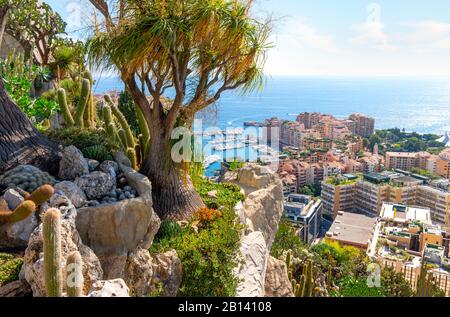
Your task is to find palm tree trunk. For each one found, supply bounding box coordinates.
[140,130,204,220]
[0,75,60,175]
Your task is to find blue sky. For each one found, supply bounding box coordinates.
[47,0,450,76]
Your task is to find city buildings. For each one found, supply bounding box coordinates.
[437,149,450,179]
[348,113,375,138]
[283,194,323,244]
[321,172,450,226]
[326,211,378,251]
[385,151,432,171]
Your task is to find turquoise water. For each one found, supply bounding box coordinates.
[94,76,450,175]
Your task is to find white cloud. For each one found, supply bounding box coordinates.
[278,19,340,54]
[399,21,450,52]
[351,21,397,52]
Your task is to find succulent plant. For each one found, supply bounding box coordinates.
[0,165,56,192]
[0,200,37,223]
[25,184,55,206]
[66,251,84,297]
[43,208,63,297]
[74,78,91,128]
[57,88,75,127]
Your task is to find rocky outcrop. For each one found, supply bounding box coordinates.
[225,164,284,250]
[264,256,294,297]
[58,146,89,180]
[124,248,182,297]
[76,164,160,279]
[54,181,87,208]
[227,164,285,297]
[87,279,130,297]
[149,250,182,297]
[234,231,268,297]
[20,192,103,297]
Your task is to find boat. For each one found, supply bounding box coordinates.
[214,143,245,151]
[203,155,221,168]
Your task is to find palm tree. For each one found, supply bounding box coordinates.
[87,0,272,220]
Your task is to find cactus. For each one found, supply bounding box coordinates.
[136,107,150,155]
[118,129,128,149]
[105,94,136,148]
[57,88,75,127]
[0,200,36,223]
[43,208,63,297]
[126,148,138,170]
[0,165,56,192]
[135,143,142,166]
[26,184,54,206]
[66,251,84,297]
[290,259,314,297]
[74,78,91,128]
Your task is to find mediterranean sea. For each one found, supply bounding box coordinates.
[93,76,450,135]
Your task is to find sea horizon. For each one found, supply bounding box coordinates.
[93,75,450,136]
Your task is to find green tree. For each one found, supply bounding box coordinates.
[3,0,67,66]
[87,0,272,219]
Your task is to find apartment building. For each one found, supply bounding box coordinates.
[437,149,450,179]
[321,178,357,219]
[321,172,450,226]
[385,151,432,171]
[348,113,375,138]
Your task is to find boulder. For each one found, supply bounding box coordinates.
[75,171,116,200]
[76,167,160,279]
[20,193,103,297]
[0,280,32,297]
[87,279,130,297]
[54,181,87,208]
[149,250,182,297]
[3,188,24,210]
[58,146,89,180]
[0,213,38,248]
[264,256,294,297]
[234,231,268,297]
[99,161,119,180]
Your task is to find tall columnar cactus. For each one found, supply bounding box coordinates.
[74,78,91,128]
[26,184,55,206]
[57,88,75,127]
[105,94,136,148]
[118,129,128,150]
[290,260,314,297]
[43,208,63,297]
[82,70,96,127]
[136,106,150,155]
[0,200,37,223]
[66,251,84,297]
[126,147,138,170]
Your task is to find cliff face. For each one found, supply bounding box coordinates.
[225,164,292,297]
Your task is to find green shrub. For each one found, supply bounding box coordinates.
[332,276,384,297]
[45,127,119,154]
[0,253,24,287]
[150,206,242,297]
[82,145,114,163]
[150,180,244,297]
[271,219,305,259]
[154,220,182,243]
[194,178,244,210]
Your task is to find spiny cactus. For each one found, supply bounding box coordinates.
[57,88,75,127]
[0,165,56,192]
[43,208,63,297]
[26,184,54,206]
[126,147,138,170]
[66,251,84,297]
[74,78,91,128]
[118,129,128,150]
[105,94,135,148]
[136,107,150,155]
[290,260,314,297]
[82,70,96,127]
[0,200,36,223]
